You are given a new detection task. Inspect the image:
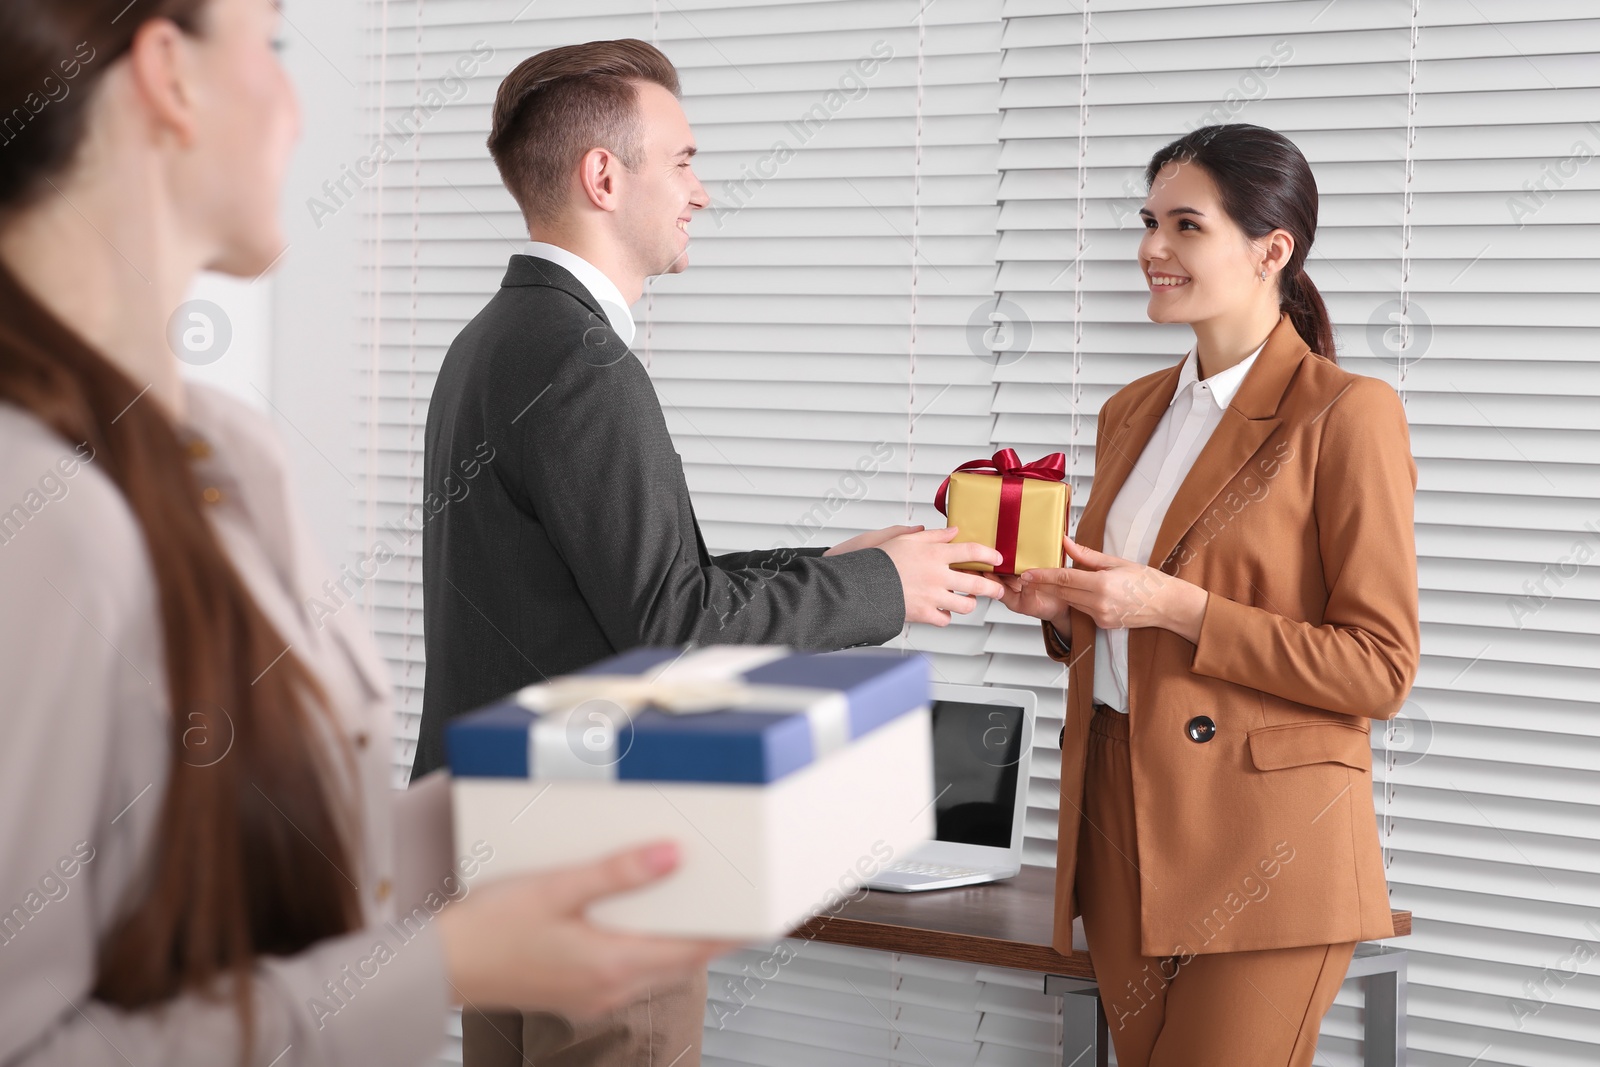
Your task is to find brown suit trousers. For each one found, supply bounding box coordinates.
[462,973,707,1067]
[1080,703,1355,1066]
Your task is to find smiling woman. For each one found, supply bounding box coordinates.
[1138,124,1336,366]
[999,124,1418,1067]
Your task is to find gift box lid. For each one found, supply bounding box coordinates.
[445,645,930,785]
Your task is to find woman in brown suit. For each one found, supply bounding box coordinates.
[1000,124,1420,1066]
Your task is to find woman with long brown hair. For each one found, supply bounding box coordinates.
[0,1,729,1063]
[1001,124,1419,1065]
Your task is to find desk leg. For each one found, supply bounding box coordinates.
[1044,977,1107,1067]
[1346,945,1408,1067]
[1358,966,1407,1067]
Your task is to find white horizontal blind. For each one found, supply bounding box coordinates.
[706,942,1063,1067]
[1374,5,1600,1063]
[639,0,1004,696]
[992,2,1600,1065]
[357,0,528,786]
[631,1,1016,1062]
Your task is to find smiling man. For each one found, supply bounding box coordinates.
[413,39,1003,1067]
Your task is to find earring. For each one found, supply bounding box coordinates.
[1259,268,1268,281]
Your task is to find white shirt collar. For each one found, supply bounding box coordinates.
[520,241,636,349]
[1171,339,1267,410]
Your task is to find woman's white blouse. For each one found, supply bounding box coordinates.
[0,384,451,1066]
[1093,341,1265,712]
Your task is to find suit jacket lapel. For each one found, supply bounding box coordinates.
[1063,368,1178,698]
[1074,369,1182,552]
[1145,314,1308,572]
[1073,316,1310,710]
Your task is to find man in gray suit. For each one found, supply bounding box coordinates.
[414,38,1004,1067]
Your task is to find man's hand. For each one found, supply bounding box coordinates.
[824,524,925,556]
[1002,535,1207,641]
[878,526,1007,626]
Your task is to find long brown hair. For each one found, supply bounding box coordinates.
[1146,124,1337,362]
[0,0,359,1045]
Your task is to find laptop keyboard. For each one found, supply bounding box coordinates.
[881,861,992,879]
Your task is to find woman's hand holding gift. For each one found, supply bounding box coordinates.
[998,535,1208,643]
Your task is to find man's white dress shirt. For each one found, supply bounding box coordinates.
[1093,340,1266,713]
[521,241,637,348]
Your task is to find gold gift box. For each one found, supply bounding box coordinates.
[945,472,1069,575]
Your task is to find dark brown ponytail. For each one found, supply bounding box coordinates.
[1278,265,1335,364]
[0,0,358,1051]
[1145,124,1337,362]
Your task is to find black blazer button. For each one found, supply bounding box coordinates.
[1186,715,1216,743]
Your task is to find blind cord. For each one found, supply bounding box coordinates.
[1384,0,1421,877]
[1069,1,1091,522]
[904,4,926,531]
[362,0,391,628]
[644,0,660,370]
[402,0,424,713]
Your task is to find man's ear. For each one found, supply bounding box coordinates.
[577,146,623,212]
[126,18,199,148]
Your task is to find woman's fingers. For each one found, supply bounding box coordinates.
[995,575,1071,621]
[1020,566,1076,588]
[545,841,681,914]
[1063,534,1117,570]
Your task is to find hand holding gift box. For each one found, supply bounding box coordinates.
[446,645,934,941]
[935,448,1071,576]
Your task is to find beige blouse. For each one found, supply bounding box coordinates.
[0,384,453,1066]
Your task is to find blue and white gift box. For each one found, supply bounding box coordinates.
[446,645,934,940]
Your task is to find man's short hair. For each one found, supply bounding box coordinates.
[487,38,681,225]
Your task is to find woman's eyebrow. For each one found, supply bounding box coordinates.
[1138,206,1206,218]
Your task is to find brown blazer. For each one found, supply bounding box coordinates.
[1043,313,1420,957]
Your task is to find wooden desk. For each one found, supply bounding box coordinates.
[792,863,1411,977]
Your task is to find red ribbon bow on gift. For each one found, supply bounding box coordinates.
[933,449,1067,574]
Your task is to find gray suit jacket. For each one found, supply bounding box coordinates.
[412,255,905,777]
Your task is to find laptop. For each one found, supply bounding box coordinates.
[866,682,1036,892]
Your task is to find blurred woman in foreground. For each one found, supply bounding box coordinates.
[0,1,729,1063]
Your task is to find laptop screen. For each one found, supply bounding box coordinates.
[929,699,1026,849]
